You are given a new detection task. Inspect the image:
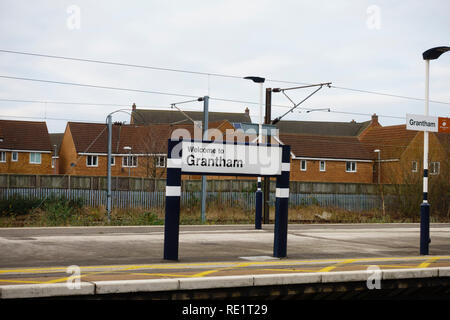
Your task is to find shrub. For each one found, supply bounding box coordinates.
[41,195,84,225]
[0,195,41,216]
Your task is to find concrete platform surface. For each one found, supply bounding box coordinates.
[0,223,449,287]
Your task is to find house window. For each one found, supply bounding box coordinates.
[412,161,418,172]
[430,162,440,175]
[86,155,98,167]
[0,151,6,162]
[12,151,18,162]
[346,161,357,172]
[123,155,137,167]
[110,156,115,166]
[300,160,307,171]
[156,155,166,168]
[320,160,326,172]
[29,152,41,164]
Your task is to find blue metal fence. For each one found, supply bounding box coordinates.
[0,188,382,212]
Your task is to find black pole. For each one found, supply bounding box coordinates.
[273,145,290,258]
[255,181,262,229]
[263,88,272,224]
[420,202,430,255]
[164,139,182,261]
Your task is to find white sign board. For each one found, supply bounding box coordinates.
[406,114,438,132]
[180,141,282,176]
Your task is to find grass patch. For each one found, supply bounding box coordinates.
[0,195,449,227]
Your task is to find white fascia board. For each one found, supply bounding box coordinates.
[78,153,166,156]
[292,156,373,163]
[0,149,52,153]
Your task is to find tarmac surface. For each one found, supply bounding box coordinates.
[1,223,450,285]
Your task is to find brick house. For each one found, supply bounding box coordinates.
[0,119,54,174]
[58,120,236,177]
[359,124,449,184]
[278,133,374,183]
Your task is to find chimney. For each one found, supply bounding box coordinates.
[245,107,249,115]
[132,103,136,111]
[371,113,379,125]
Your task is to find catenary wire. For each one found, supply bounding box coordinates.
[1,49,450,106]
[0,76,411,120]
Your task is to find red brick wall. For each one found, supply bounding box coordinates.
[62,154,166,178]
[380,132,448,184]
[0,151,53,174]
[289,159,373,183]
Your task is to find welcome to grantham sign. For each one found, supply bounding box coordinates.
[164,139,291,261]
[181,140,283,176]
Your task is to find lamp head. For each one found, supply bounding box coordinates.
[244,76,265,83]
[423,46,450,60]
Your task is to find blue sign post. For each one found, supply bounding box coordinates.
[163,139,290,261]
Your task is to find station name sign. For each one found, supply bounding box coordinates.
[180,140,282,176]
[406,114,449,133]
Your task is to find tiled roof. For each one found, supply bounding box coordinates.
[0,119,52,152]
[131,109,251,125]
[359,125,418,160]
[67,121,234,154]
[275,120,371,136]
[279,133,373,160]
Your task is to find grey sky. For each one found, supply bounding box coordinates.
[0,0,449,133]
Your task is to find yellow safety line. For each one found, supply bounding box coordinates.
[127,273,192,278]
[1,256,450,276]
[261,268,317,273]
[190,262,252,278]
[417,257,440,268]
[0,279,49,284]
[359,264,418,269]
[318,259,357,272]
[44,270,122,284]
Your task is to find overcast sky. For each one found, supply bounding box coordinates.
[0,0,449,133]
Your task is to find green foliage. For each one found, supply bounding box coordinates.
[0,195,41,217]
[109,209,163,226]
[0,194,84,225]
[135,211,163,225]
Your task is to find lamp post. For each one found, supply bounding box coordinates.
[106,114,112,223]
[169,97,206,223]
[374,149,380,184]
[420,46,450,255]
[244,76,265,229]
[124,146,132,177]
[105,107,144,223]
[374,149,385,216]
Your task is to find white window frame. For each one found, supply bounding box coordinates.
[110,156,115,166]
[319,160,326,172]
[0,151,6,162]
[300,159,307,171]
[430,162,440,175]
[86,155,98,167]
[412,160,418,173]
[12,151,18,162]
[156,155,166,168]
[122,155,138,168]
[345,161,357,172]
[29,152,41,164]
